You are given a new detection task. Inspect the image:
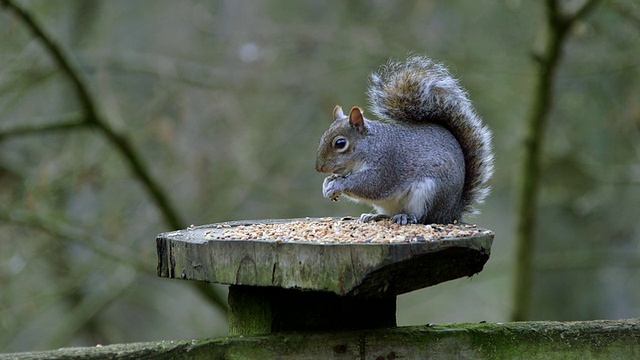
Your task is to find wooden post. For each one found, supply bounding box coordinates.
[156,218,493,336]
[227,286,396,335]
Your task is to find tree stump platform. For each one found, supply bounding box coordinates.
[156,218,493,335]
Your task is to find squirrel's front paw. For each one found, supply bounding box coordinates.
[322,175,344,201]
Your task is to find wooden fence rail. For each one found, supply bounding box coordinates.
[2,319,638,359]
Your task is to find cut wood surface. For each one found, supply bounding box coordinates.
[156,218,494,297]
[3,319,639,360]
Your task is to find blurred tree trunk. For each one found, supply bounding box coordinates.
[512,0,601,322]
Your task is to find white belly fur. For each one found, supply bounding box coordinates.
[346,178,436,217]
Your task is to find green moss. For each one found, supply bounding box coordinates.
[396,321,640,359]
[3,320,638,359]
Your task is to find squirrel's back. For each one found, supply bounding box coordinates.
[367,55,494,216]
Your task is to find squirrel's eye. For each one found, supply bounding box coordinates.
[333,137,349,152]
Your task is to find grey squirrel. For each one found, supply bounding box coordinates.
[315,55,494,225]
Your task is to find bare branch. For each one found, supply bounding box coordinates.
[1,0,184,230]
[1,0,228,314]
[0,0,97,120]
[0,207,228,346]
[0,116,87,141]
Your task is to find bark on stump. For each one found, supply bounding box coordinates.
[156,218,493,336]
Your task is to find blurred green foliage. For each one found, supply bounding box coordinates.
[0,0,638,353]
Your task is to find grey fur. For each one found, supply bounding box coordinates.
[315,55,494,224]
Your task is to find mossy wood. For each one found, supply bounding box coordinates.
[156,218,493,335]
[156,218,493,296]
[4,319,639,360]
[227,285,397,335]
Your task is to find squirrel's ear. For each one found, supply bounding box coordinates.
[349,106,366,134]
[333,105,345,121]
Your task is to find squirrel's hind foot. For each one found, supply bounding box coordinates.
[359,213,389,223]
[391,214,419,225]
[359,213,419,225]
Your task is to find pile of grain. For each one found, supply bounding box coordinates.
[204,217,489,244]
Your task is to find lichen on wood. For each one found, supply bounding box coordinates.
[3,319,638,359]
[156,218,494,297]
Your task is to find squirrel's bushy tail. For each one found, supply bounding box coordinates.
[367,55,494,215]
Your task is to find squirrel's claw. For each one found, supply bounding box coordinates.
[322,175,343,201]
[391,214,419,225]
[359,213,390,223]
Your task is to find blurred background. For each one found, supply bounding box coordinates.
[1,0,639,353]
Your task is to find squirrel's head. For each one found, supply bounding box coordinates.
[315,105,368,175]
